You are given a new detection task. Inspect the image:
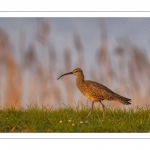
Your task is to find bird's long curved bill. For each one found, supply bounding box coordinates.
[57,72,73,80]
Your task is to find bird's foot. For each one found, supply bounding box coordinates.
[102,115,106,120]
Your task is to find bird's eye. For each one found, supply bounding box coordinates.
[74,70,79,73]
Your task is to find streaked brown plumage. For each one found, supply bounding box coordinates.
[57,68,131,119]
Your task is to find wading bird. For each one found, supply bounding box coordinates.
[57,68,131,119]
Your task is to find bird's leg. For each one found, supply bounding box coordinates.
[87,102,94,117]
[99,101,105,119]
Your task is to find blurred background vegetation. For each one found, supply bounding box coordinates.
[0,18,150,110]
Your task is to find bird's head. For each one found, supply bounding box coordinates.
[72,68,83,76]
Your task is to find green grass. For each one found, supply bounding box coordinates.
[0,106,150,132]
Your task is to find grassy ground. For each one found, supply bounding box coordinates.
[0,106,150,132]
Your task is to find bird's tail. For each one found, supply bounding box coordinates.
[114,94,131,105]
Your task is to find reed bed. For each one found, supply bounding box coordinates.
[0,19,150,110]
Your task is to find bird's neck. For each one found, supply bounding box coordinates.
[76,74,84,85]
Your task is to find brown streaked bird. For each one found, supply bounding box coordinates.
[57,68,131,119]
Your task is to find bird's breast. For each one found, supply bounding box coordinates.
[76,82,96,101]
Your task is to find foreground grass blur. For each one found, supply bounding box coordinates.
[0,106,150,132]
